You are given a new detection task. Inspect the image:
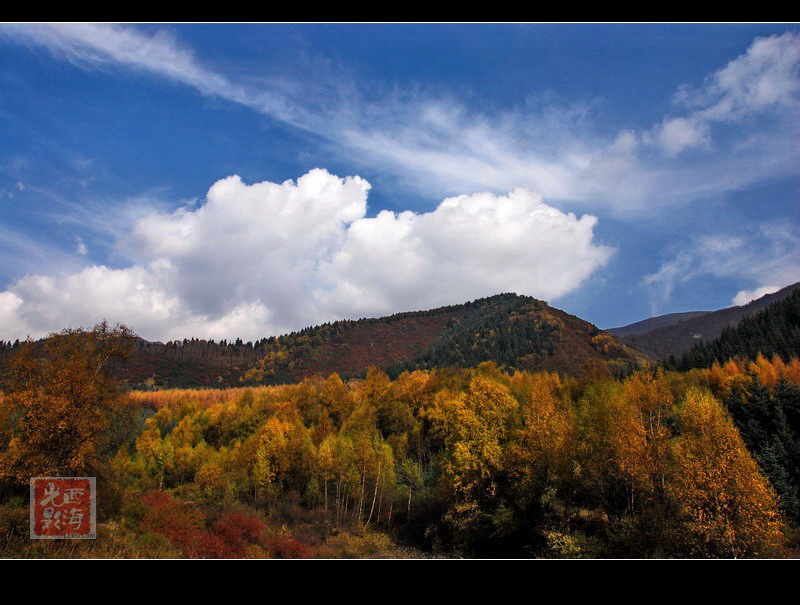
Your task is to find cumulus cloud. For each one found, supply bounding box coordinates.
[0,169,612,342]
[316,189,612,317]
[732,285,781,306]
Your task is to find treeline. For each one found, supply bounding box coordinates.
[0,293,639,390]
[243,293,641,385]
[665,288,800,372]
[242,293,540,384]
[0,335,268,390]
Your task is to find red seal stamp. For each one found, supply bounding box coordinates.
[30,477,96,539]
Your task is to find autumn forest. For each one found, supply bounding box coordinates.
[0,288,799,558]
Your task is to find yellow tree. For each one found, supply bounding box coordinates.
[508,372,575,509]
[424,374,519,545]
[135,419,175,489]
[317,435,337,511]
[251,416,290,510]
[426,375,518,504]
[617,370,674,507]
[0,322,134,482]
[668,388,786,557]
[320,373,354,428]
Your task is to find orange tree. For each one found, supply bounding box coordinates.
[0,321,135,484]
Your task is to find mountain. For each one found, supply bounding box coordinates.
[619,282,800,360]
[0,293,647,389]
[608,311,711,338]
[240,293,647,385]
[666,287,800,370]
[0,294,647,388]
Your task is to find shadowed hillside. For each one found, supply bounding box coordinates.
[620,282,800,360]
[608,311,710,338]
[666,287,800,371]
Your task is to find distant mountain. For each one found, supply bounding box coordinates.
[620,282,800,360]
[666,287,800,370]
[241,293,647,385]
[608,311,711,338]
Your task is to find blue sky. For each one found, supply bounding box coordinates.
[0,23,798,342]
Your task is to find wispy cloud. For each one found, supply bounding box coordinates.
[1,24,289,118]
[644,223,800,313]
[3,24,798,214]
[1,25,798,335]
[0,223,87,283]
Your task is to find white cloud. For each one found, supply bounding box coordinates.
[651,117,710,156]
[0,24,287,119]
[649,32,800,157]
[75,237,88,256]
[690,32,800,121]
[0,169,612,341]
[316,188,613,317]
[644,224,800,313]
[732,285,781,306]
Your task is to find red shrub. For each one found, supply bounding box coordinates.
[140,492,267,558]
[140,491,202,555]
[194,529,238,559]
[206,512,266,558]
[266,536,314,559]
[214,512,265,543]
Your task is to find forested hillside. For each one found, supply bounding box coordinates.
[1,323,798,558]
[654,290,800,527]
[621,282,800,359]
[242,294,645,385]
[4,290,799,559]
[0,294,644,389]
[666,288,800,371]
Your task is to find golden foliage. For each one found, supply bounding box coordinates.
[668,388,786,557]
[0,322,134,482]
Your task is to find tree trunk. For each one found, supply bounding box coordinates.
[366,460,381,526]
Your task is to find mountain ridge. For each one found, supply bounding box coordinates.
[619,282,800,360]
[0,293,647,388]
[608,311,712,338]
